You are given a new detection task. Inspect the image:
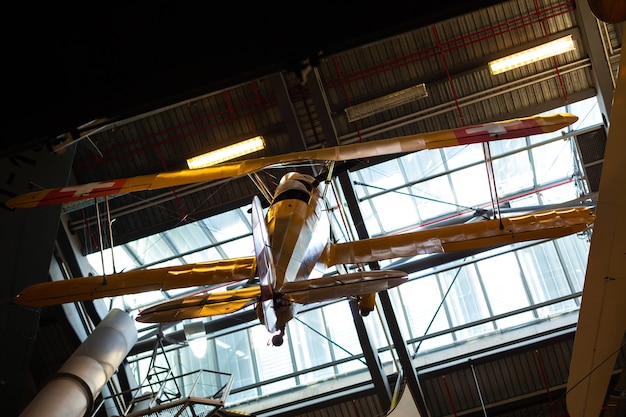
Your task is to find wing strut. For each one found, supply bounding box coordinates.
[247,172,274,204]
[482,142,504,228]
[93,195,118,284]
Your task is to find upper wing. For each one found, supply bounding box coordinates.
[319,207,595,267]
[14,256,256,307]
[566,31,626,417]
[5,113,576,209]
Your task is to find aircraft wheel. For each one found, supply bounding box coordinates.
[272,327,285,346]
[272,333,284,346]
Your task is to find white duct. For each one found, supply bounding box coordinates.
[20,308,138,417]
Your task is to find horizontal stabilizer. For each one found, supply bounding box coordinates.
[136,286,261,323]
[281,270,408,304]
[14,257,256,307]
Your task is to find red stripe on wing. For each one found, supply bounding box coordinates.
[35,178,132,206]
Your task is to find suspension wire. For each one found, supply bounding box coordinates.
[293,316,367,366]
[94,198,107,285]
[353,181,476,212]
[470,360,489,417]
[105,196,116,274]
[331,176,357,245]
[413,265,463,358]
[482,142,504,229]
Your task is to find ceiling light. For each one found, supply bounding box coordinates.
[489,35,575,75]
[345,83,428,122]
[187,136,265,169]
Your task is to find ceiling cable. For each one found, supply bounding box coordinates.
[482,142,504,228]
[353,181,476,212]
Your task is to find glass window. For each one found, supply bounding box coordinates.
[531,139,575,186]
[249,325,297,395]
[475,252,534,328]
[410,175,458,222]
[396,275,454,352]
[554,233,591,293]
[491,150,534,197]
[568,96,604,130]
[440,267,493,339]
[447,164,491,209]
[442,143,485,170]
[323,302,366,374]
[289,308,335,383]
[517,242,578,317]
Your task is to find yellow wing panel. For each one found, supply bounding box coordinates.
[136,286,261,323]
[322,207,594,266]
[14,257,256,307]
[281,270,408,304]
[5,113,576,208]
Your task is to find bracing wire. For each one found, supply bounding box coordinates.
[413,264,463,358]
[482,142,504,229]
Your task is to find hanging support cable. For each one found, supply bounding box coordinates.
[104,196,116,274]
[94,198,107,285]
[482,142,504,229]
[353,181,477,212]
[470,360,488,417]
[413,265,463,358]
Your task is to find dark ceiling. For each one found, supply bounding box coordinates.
[4,1,507,158]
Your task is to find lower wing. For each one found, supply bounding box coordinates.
[319,207,595,266]
[136,286,261,323]
[281,270,407,304]
[14,257,256,307]
[136,270,407,323]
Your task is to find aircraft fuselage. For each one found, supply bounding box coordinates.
[260,172,329,336]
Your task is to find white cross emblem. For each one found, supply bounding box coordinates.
[465,120,523,135]
[60,181,117,197]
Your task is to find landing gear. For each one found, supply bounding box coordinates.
[358,293,376,317]
[360,308,372,317]
[271,328,285,346]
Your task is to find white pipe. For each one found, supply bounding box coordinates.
[20,308,138,417]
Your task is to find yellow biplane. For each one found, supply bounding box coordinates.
[7,113,594,346]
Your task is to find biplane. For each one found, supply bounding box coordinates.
[7,112,595,346]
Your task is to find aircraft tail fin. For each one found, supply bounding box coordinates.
[281,270,407,304]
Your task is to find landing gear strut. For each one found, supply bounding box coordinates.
[272,327,285,346]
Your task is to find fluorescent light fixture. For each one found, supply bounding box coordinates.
[345,83,428,122]
[187,135,265,169]
[489,35,575,75]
